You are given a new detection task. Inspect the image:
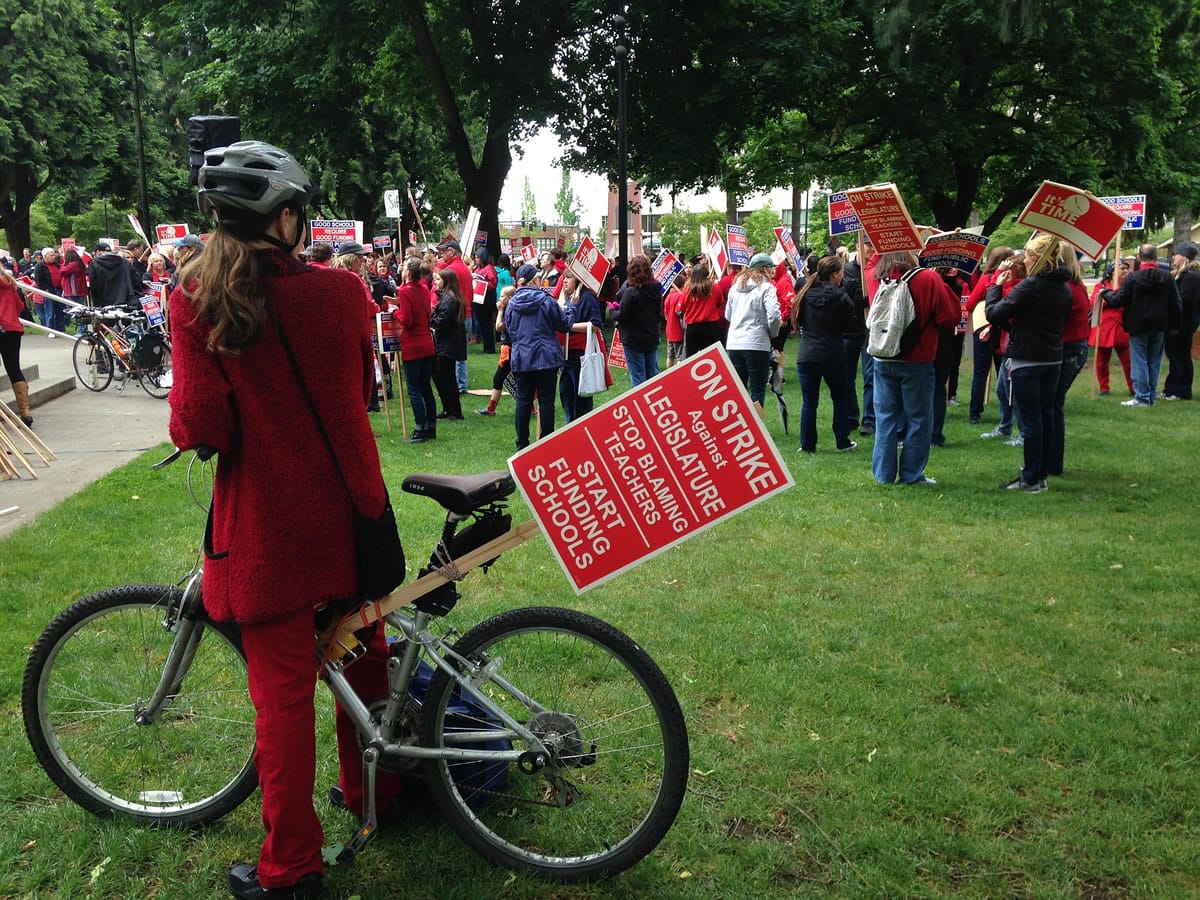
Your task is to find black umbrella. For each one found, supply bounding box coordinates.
[769,353,789,434]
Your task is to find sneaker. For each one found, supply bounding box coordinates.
[1121,399,1150,407]
[797,447,815,454]
[228,864,322,899]
[969,415,981,424]
[46,332,57,339]
[836,441,858,452]
[1004,435,1024,447]
[1002,477,1043,493]
[1038,480,1048,491]
[475,408,495,416]
[859,423,875,436]
[980,428,1010,439]
[948,396,961,406]
[1160,394,1180,401]
[905,476,937,485]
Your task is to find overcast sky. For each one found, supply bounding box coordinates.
[499,126,796,235]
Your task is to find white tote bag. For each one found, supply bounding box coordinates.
[578,324,608,397]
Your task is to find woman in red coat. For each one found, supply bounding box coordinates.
[169,141,403,899]
[394,256,438,441]
[1090,260,1133,395]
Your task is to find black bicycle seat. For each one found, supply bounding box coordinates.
[401,471,515,515]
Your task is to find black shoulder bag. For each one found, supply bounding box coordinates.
[268,305,405,600]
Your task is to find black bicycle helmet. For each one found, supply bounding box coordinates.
[197,141,316,218]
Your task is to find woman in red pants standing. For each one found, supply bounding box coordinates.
[169,141,404,899]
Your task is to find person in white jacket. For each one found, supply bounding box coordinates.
[724,252,782,407]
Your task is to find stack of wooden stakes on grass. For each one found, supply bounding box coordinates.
[0,399,55,481]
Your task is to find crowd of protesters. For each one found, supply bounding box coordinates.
[4,224,1196,477]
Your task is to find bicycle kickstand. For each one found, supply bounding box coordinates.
[332,745,382,867]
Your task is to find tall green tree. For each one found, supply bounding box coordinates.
[554,169,581,227]
[735,0,1200,233]
[0,0,128,252]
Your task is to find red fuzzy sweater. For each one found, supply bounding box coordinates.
[169,250,387,624]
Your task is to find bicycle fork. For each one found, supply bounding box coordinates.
[135,574,204,725]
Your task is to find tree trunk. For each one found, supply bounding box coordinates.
[726,189,738,225]
[791,182,804,237]
[1174,204,1193,246]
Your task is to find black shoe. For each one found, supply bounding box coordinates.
[859,423,875,436]
[228,864,322,899]
[367,402,381,413]
[405,431,428,443]
[969,415,981,425]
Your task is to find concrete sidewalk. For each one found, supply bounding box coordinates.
[1,333,171,539]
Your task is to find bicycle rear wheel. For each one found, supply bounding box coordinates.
[72,334,113,392]
[22,584,258,826]
[136,336,172,399]
[419,606,689,881]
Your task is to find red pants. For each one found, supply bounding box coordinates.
[239,609,405,888]
[1095,345,1132,394]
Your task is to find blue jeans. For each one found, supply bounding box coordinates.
[1010,363,1060,484]
[455,359,468,393]
[403,356,436,429]
[559,350,594,423]
[797,359,853,452]
[871,360,935,484]
[996,360,1015,435]
[1049,341,1088,475]
[728,348,771,405]
[1128,331,1166,404]
[514,368,558,448]
[860,348,875,427]
[624,346,659,387]
[969,333,1000,420]
[843,337,864,426]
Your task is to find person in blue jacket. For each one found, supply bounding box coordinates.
[503,264,576,449]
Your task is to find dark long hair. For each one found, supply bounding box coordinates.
[436,267,467,322]
[791,256,843,329]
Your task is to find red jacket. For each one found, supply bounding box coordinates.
[1090,279,1130,349]
[59,259,88,298]
[394,281,435,359]
[0,277,25,332]
[168,251,384,624]
[883,266,961,363]
[1063,280,1091,343]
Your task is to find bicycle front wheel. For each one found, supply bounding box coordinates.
[22,584,258,826]
[72,334,113,392]
[420,606,689,881]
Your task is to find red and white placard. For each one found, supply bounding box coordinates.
[1017,182,1127,258]
[509,345,794,593]
[844,184,924,253]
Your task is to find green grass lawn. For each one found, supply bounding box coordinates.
[1,345,1197,899]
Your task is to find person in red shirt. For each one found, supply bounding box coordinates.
[663,273,686,366]
[680,262,725,356]
[1048,250,1093,476]
[395,257,438,441]
[0,267,33,425]
[869,251,961,485]
[168,141,403,899]
[1090,260,1133,395]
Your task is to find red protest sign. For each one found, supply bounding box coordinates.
[844,184,924,253]
[509,345,794,592]
[567,235,610,294]
[59,238,76,251]
[520,243,538,263]
[773,226,805,273]
[1017,182,1126,258]
[471,274,488,306]
[156,223,190,243]
[607,328,627,370]
[918,231,991,275]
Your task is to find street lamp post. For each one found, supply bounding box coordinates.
[614,9,628,283]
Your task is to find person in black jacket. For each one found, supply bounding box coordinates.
[1103,243,1182,406]
[793,255,859,453]
[985,232,1071,492]
[430,266,468,419]
[1162,241,1200,400]
[616,255,665,386]
[87,243,141,309]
